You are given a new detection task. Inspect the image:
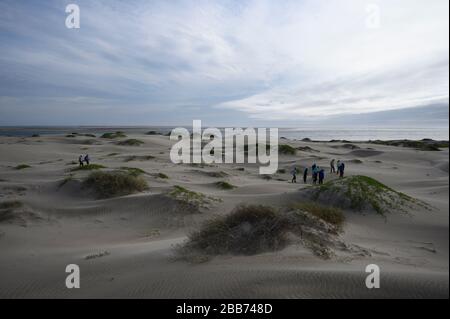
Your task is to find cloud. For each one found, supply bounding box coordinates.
[0,0,448,125]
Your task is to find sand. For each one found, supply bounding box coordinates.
[0,133,448,298]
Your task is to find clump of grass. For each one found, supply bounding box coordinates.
[369,139,448,151]
[215,181,236,190]
[290,202,344,228]
[58,174,74,188]
[117,139,144,146]
[119,167,146,177]
[349,159,363,164]
[31,134,40,138]
[101,131,127,139]
[15,164,31,170]
[0,200,23,210]
[261,175,272,180]
[0,200,24,223]
[123,155,155,162]
[169,185,219,209]
[279,144,297,155]
[71,164,106,172]
[66,134,76,138]
[157,172,169,179]
[310,175,429,215]
[107,152,119,156]
[177,205,339,261]
[83,171,148,199]
[277,168,286,174]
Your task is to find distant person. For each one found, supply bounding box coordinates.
[318,168,325,184]
[330,159,336,173]
[312,165,319,184]
[84,154,90,165]
[303,167,308,183]
[336,160,341,175]
[339,162,345,178]
[78,155,84,167]
[291,166,298,183]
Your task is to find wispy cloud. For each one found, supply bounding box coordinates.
[0,0,448,125]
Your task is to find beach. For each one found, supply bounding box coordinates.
[0,132,448,298]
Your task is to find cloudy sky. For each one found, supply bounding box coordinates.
[0,0,448,126]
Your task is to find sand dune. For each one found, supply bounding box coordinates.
[0,133,448,298]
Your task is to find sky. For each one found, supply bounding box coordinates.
[0,0,448,126]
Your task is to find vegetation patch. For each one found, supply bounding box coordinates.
[369,139,449,151]
[215,181,236,190]
[157,172,169,179]
[83,171,148,199]
[308,175,430,215]
[100,131,127,139]
[176,205,342,261]
[123,155,155,162]
[289,202,345,229]
[71,164,106,172]
[117,139,144,146]
[279,144,297,155]
[15,164,31,170]
[119,167,146,177]
[169,185,220,209]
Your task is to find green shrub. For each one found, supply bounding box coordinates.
[71,164,106,172]
[83,171,148,198]
[157,172,169,179]
[15,164,31,170]
[215,181,236,190]
[117,139,144,146]
[290,202,344,227]
[100,131,127,139]
[119,167,146,177]
[279,144,296,155]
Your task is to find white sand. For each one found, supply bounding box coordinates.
[0,133,448,298]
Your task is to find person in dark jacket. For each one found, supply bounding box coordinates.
[339,162,345,178]
[318,169,325,184]
[303,167,308,183]
[84,154,90,166]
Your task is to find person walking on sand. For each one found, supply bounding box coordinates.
[319,168,325,184]
[291,166,298,183]
[312,165,318,184]
[78,155,84,167]
[84,154,90,166]
[336,160,341,175]
[339,161,345,178]
[330,159,336,174]
[303,167,308,183]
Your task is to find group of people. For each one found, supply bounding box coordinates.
[330,158,345,178]
[78,154,90,167]
[290,159,345,184]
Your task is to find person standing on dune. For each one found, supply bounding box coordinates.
[78,155,84,167]
[303,167,308,183]
[291,166,298,183]
[330,159,336,173]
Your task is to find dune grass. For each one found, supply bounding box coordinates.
[279,144,297,155]
[71,164,106,172]
[169,185,219,208]
[157,172,169,179]
[101,131,127,139]
[311,175,429,215]
[178,204,339,260]
[123,155,155,162]
[117,139,144,146]
[119,167,146,177]
[15,164,31,170]
[290,202,345,228]
[83,170,148,199]
[0,200,23,210]
[0,200,24,222]
[215,181,236,190]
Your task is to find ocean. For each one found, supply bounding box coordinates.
[0,126,448,141]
